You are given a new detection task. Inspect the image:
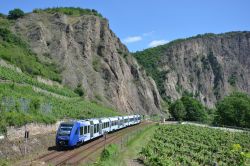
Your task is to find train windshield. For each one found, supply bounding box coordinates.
[58,124,73,136]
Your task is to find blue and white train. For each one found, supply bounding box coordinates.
[56,115,142,148]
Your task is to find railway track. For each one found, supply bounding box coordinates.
[35,122,151,166]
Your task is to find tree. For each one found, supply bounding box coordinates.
[216,92,250,128]
[181,96,207,122]
[8,8,24,20]
[169,99,186,121]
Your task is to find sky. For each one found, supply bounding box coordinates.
[1,0,250,52]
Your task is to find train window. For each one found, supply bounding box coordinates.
[80,127,83,135]
[94,125,96,133]
[75,129,79,135]
[97,124,99,132]
[84,126,88,134]
[87,126,90,133]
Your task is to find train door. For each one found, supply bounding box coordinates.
[118,118,121,128]
[99,123,102,135]
[90,125,94,138]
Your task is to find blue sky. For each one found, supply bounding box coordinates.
[1,0,250,52]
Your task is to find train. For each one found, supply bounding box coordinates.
[56,115,142,148]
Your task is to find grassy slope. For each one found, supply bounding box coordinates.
[95,124,157,166]
[33,7,103,18]
[0,18,62,83]
[0,79,118,133]
[0,14,119,134]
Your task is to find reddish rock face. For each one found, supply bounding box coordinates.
[13,13,162,115]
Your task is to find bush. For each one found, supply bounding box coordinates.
[0,13,6,18]
[41,7,103,18]
[181,96,207,122]
[169,96,208,122]
[100,144,118,161]
[74,84,85,97]
[169,99,186,121]
[8,8,24,20]
[215,92,250,128]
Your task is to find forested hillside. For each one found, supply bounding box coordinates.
[133,32,250,107]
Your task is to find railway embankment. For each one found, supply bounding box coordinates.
[0,121,62,164]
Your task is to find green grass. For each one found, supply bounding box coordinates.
[0,20,62,83]
[0,66,77,97]
[94,124,157,166]
[0,82,119,134]
[140,124,250,166]
[33,7,103,18]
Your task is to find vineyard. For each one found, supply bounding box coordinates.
[0,66,77,97]
[0,66,118,133]
[140,124,250,166]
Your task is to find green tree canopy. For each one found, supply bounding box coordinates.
[181,96,207,122]
[8,8,25,20]
[169,96,208,122]
[169,99,186,121]
[216,92,250,128]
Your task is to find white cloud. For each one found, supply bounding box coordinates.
[123,36,142,44]
[143,31,155,36]
[148,40,169,47]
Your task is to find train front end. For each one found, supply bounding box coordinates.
[56,121,78,148]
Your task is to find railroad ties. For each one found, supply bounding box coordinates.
[35,122,150,166]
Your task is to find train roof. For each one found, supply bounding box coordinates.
[109,117,119,120]
[99,118,110,122]
[60,121,75,125]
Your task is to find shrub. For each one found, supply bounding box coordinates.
[8,8,25,20]
[215,92,250,128]
[169,96,208,122]
[74,84,85,97]
[181,96,207,122]
[100,144,118,161]
[169,99,186,121]
[42,7,103,18]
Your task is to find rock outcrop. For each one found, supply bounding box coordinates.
[12,13,162,114]
[135,32,250,107]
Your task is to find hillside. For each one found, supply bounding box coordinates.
[0,60,119,133]
[9,8,162,115]
[133,32,250,107]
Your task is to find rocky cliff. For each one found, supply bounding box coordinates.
[134,32,250,107]
[12,12,162,114]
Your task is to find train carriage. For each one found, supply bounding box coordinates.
[128,115,135,125]
[89,118,102,139]
[99,118,110,133]
[123,116,129,127]
[118,116,124,129]
[109,117,119,131]
[56,114,142,148]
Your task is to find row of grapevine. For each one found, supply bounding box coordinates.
[0,66,77,97]
[140,124,250,166]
